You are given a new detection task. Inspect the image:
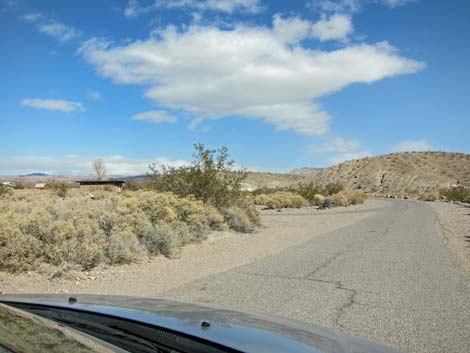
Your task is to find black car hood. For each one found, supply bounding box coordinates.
[0,294,400,353]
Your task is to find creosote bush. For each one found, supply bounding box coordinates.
[148,144,247,208]
[0,189,258,273]
[439,186,470,203]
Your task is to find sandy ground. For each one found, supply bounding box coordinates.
[431,201,470,272]
[0,199,388,296]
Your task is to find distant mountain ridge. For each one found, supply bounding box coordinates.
[19,172,49,177]
[289,167,323,176]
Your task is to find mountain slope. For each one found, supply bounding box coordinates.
[311,152,470,193]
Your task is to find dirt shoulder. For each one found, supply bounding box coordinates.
[0,199,389,296]
[431,201,470,272]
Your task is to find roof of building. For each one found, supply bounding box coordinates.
[76,180,126,185]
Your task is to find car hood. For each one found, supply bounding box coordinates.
[0,294,400,353]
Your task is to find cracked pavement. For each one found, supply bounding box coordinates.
[163,200,470,353]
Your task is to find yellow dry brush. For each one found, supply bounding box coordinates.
[0,189,259,273]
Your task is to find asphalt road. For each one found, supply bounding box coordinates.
[163,200,470,353]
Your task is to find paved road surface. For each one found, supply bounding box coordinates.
[163,200,470,353]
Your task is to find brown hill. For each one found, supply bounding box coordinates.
[311,152,470,193]
[244,172,306,190]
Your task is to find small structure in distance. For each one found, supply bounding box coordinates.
[76,180,125,192]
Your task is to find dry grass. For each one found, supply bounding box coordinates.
[326,192,367,207]
[0,189,259,273]
[254,192,308,209]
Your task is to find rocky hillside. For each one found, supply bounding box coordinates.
[244,172,306,190]
[311,152,470,193]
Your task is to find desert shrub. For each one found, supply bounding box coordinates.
[142,221,193,257]
[0,188,260,273]
[0,186,12,197]
[348,193,367,205]
[325,183,344,196]
[259,192,308,209]
[107,227,145,264]
[440,187,470,203]
[327,192,349,207]
[44,216,107,269]
[418,191,440,202]
[123,179,144,191]
[205,205,229,231]
[148,144,247,208]
[221,206,256,233]
[313,194,326,207]
[48,180,71,198]
[295,182,325,202]
[254,194,272,205]
[238,200,261,226]
[0,215,42,272]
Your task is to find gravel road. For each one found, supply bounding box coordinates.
[163,200,470,353]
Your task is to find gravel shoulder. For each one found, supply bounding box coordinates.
[0,199,388,295]
[430,201,470,272]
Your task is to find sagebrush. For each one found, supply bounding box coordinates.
[0,189,259,273]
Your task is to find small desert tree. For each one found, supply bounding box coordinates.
[92,158,107,180]
[149,144,247,207]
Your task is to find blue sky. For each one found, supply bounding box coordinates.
[1,0,469,175]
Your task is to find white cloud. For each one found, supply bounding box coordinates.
[380,0,416,8]
[0,155,189,176]
[22,12,43,22]
[38,22,81,43]
[124,0,262,18]
[87,90,102,100]
[392,139,433,152]
[308,137,370,165]
[308,137,360,153]
[21,98,85,113]
[156,0,262,14]
[79,19,424,136]
[311,13,353,41]
[124,0,151,18]
[132,110,177,123]
[308,0,415,13]
[308,0,361,13]
[21,12,80,43]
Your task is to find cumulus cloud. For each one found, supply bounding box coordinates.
[132,110,177,123]
[78,19,424,135]
[22,12,81,43]
[308,137,370,165]
[21,98,85,113]
[0,155,189,176]
[311,13,353,41]
[124,0,262,18]
[392,139,433,152]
